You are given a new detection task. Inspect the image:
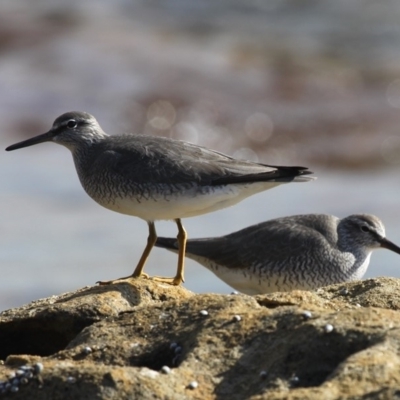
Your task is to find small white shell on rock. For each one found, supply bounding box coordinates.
[161,366,171,374]
[188,381,198,389]
[302,311,312,319]
[324,324,334,333]
[199,310,208,316]
[233,315,242,322]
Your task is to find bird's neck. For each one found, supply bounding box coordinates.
[342,251,372,281]
[336,225,372,279]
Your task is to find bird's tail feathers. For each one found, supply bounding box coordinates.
[211,166,315,185]
[155,237,179,251]
[291,175,316,183]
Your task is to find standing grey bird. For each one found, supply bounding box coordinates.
[6,111,313,285]
[155,214,400,294]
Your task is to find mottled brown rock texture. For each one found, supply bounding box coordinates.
[1,277,400,399]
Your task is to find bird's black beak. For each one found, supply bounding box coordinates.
[6,130,55,151]
[380,237,400,255]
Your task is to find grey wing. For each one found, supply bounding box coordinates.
[95,135,312,185]
[185,220,335,271]
[165,140,313,184]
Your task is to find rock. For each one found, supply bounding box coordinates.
[0,279,192,359]
[1,277,400,399]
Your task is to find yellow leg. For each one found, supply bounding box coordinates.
[175,218,187,284]
[132,221,157,277]
[152,218,186,286]
[97,221,156,285]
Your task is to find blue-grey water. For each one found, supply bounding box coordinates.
[1,0,400,311]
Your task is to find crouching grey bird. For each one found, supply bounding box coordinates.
[155,214,400,294]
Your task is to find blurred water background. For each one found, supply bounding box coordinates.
[1,0,400,311]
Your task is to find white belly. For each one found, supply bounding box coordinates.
[188,255,283,295]
[94,181,281,221]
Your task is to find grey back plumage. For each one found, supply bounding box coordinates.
[62,115,313,188]
[18,111,312,187]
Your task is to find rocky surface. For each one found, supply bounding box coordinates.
[1,277,400,399]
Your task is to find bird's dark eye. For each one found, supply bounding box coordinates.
[361,226,370,233]
[66,119,77,129]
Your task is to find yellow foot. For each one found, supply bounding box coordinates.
[96,273,150,286]
[151,275,185,286]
